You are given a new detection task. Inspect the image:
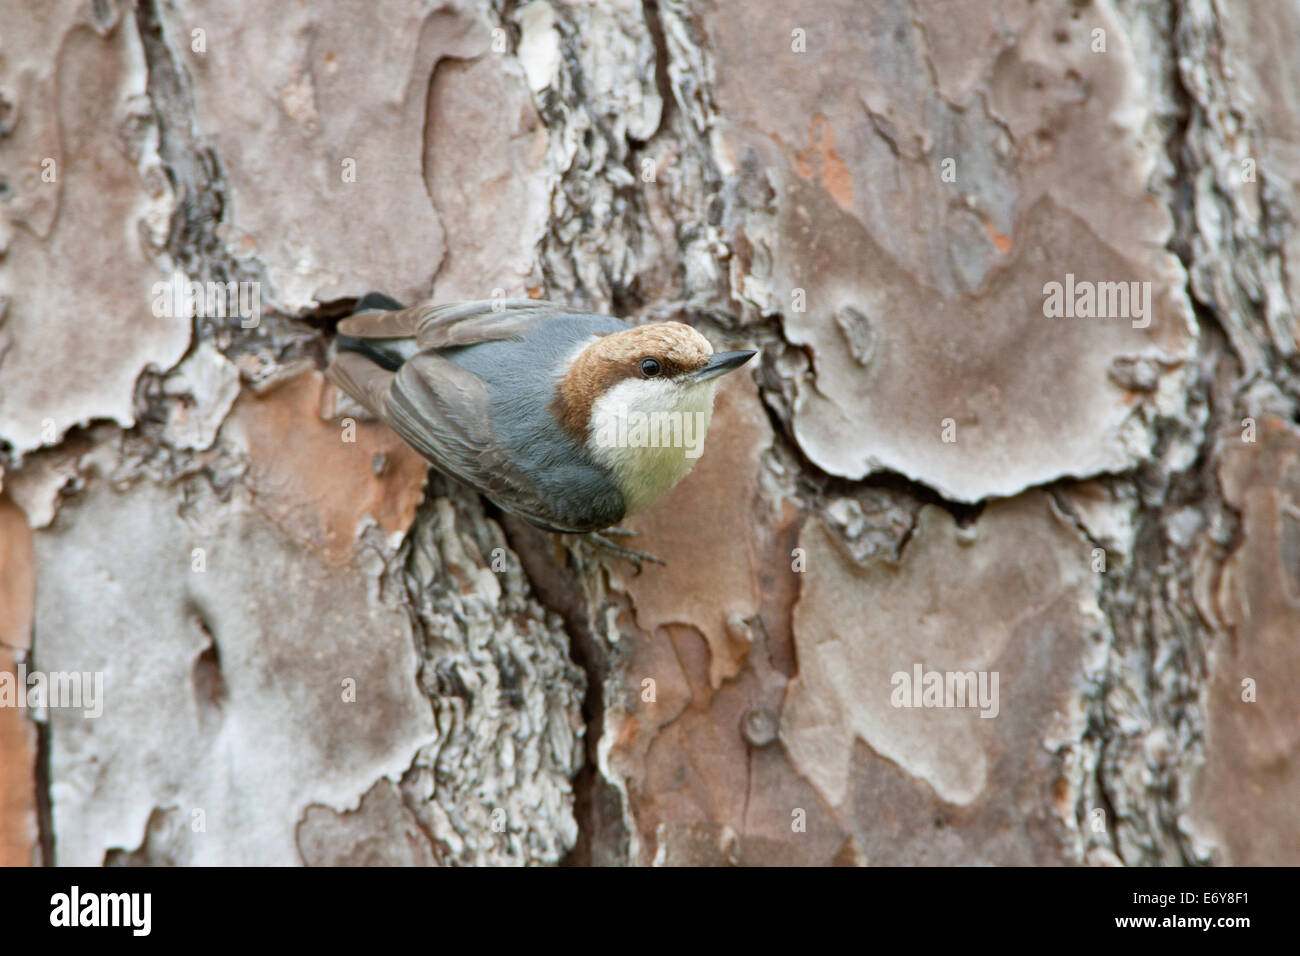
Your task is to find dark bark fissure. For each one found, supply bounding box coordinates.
[33,698,55,866]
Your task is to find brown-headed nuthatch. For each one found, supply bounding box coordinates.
[326,294,756,540]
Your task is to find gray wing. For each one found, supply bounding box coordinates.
[331,298,627,532]
[336,299,569,350]
[383,350,585,532]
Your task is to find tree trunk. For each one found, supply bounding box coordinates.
[1,0,1297,866]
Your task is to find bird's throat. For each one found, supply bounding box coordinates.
[586,378,718,515]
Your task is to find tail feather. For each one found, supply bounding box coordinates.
[354,291,405,313]
[335,334,403,372]
[325,292,412,421]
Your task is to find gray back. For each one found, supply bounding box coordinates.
[440,313,628,531]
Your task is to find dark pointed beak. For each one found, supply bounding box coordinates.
[689,349,757,384]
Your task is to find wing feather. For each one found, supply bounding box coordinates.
[336,299,568,351]
[324,351,393,420]
[334,307,424,340]
[384,351,577,531]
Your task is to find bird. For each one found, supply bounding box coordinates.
[326,293,757,558]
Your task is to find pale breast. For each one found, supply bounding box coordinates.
[586,376,719,515]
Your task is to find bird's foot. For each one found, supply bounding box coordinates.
[585,531,665,573]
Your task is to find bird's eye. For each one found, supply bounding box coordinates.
[640,357,662,378]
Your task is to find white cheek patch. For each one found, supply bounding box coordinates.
[587,377,719,515]
[590,378,715,457]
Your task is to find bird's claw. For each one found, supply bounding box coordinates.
[584,532,666,573]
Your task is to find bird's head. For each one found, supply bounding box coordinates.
[554,322,756,515]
